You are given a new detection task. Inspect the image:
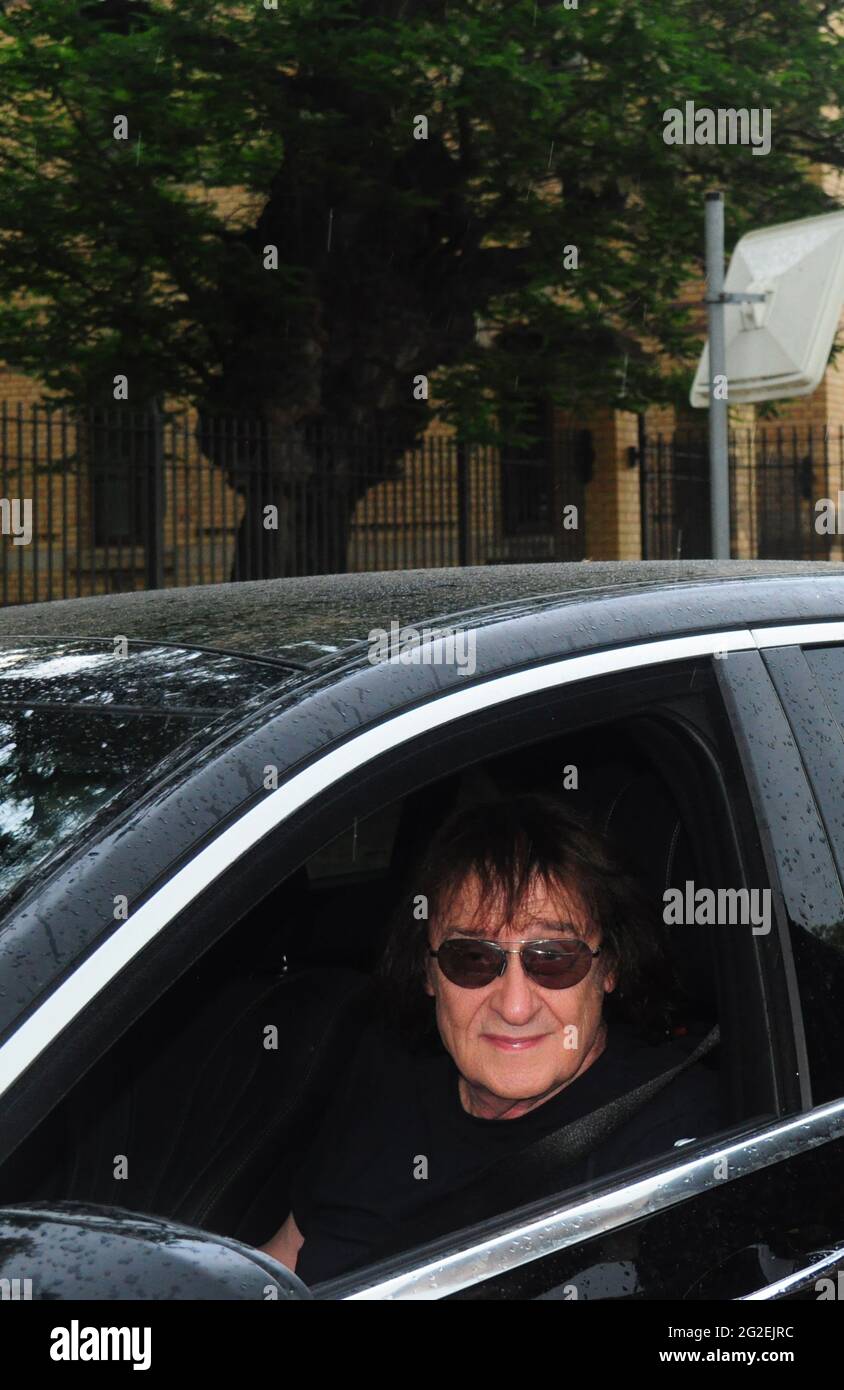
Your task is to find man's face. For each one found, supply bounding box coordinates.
[424,871,616,1119]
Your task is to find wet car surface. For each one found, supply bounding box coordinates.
[0,559,843,1300]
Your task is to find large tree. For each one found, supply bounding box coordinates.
[1,0,843,572]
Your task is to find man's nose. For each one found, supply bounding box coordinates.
[490,951,541,1022]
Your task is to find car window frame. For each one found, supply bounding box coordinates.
[756,636,844,1109]
[0,633,752,1094]
[0,634,759,1144]
[762,636,844,893]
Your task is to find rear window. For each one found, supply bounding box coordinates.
[0,640,291,901]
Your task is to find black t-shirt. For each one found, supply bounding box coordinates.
[288,1016,721,1285]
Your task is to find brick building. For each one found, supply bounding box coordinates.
[4,175,844,601]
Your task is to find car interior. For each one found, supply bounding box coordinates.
[0,708,747,1273]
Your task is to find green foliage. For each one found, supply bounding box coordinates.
[0,0,842,441]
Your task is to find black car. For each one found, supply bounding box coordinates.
[1,558,844,1302]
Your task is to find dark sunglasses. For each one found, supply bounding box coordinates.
[429,935,601,990]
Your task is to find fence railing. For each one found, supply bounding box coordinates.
[0,404,592,605]
[5,405,840,605]
[639,424,844,561]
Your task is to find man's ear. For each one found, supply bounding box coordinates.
[423,955,436,997]
[423,937,437,997]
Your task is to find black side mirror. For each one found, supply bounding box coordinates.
[0,1201,311,1301]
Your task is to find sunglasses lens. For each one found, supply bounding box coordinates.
[436,938,500,988]
[435,938,595,989]
[522,941,593,988]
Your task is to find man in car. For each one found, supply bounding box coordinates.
[258,792,721,1282]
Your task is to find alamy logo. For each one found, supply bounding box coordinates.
[0,1277,32,1299]
[368,622,476,676]
[50,1320,151,1371]
[663,102,771,157]
[663,880,771,934]
[815,494,844,533]
[0,497,32,545]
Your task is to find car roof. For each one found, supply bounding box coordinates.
[2,560,843,667]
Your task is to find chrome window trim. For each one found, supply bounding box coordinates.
[0,617,841,1105]
[751,621,844,648]
[343,1099,844,1300]
[739,1244,844,1301]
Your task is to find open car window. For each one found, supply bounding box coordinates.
[0,656,779,1298]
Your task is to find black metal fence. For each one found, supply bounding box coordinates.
[5,404,839,605]
[0,404,593,605]
[639,424,844,560]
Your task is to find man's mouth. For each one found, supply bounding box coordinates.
[482,1034,546,1051]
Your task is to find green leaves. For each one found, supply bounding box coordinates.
[0,0,841,428]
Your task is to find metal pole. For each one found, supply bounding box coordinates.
[705,191,730,559]
[145,396,165,590]
[637,412,648,561]
[456,439,469,566]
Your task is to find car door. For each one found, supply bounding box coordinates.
[0,621,840,1300]
[744,627,844,1303]
[323,641,844,1301]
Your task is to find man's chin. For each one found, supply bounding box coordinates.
[476,1064,573,1105]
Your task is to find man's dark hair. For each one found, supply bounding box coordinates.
[375,791,680,1050]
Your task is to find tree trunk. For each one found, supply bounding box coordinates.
[195,410,377,579]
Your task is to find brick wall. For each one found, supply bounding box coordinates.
[0,398,241,603]
[6,196,844,576]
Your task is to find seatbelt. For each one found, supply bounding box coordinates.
[368,1023,720,1263]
